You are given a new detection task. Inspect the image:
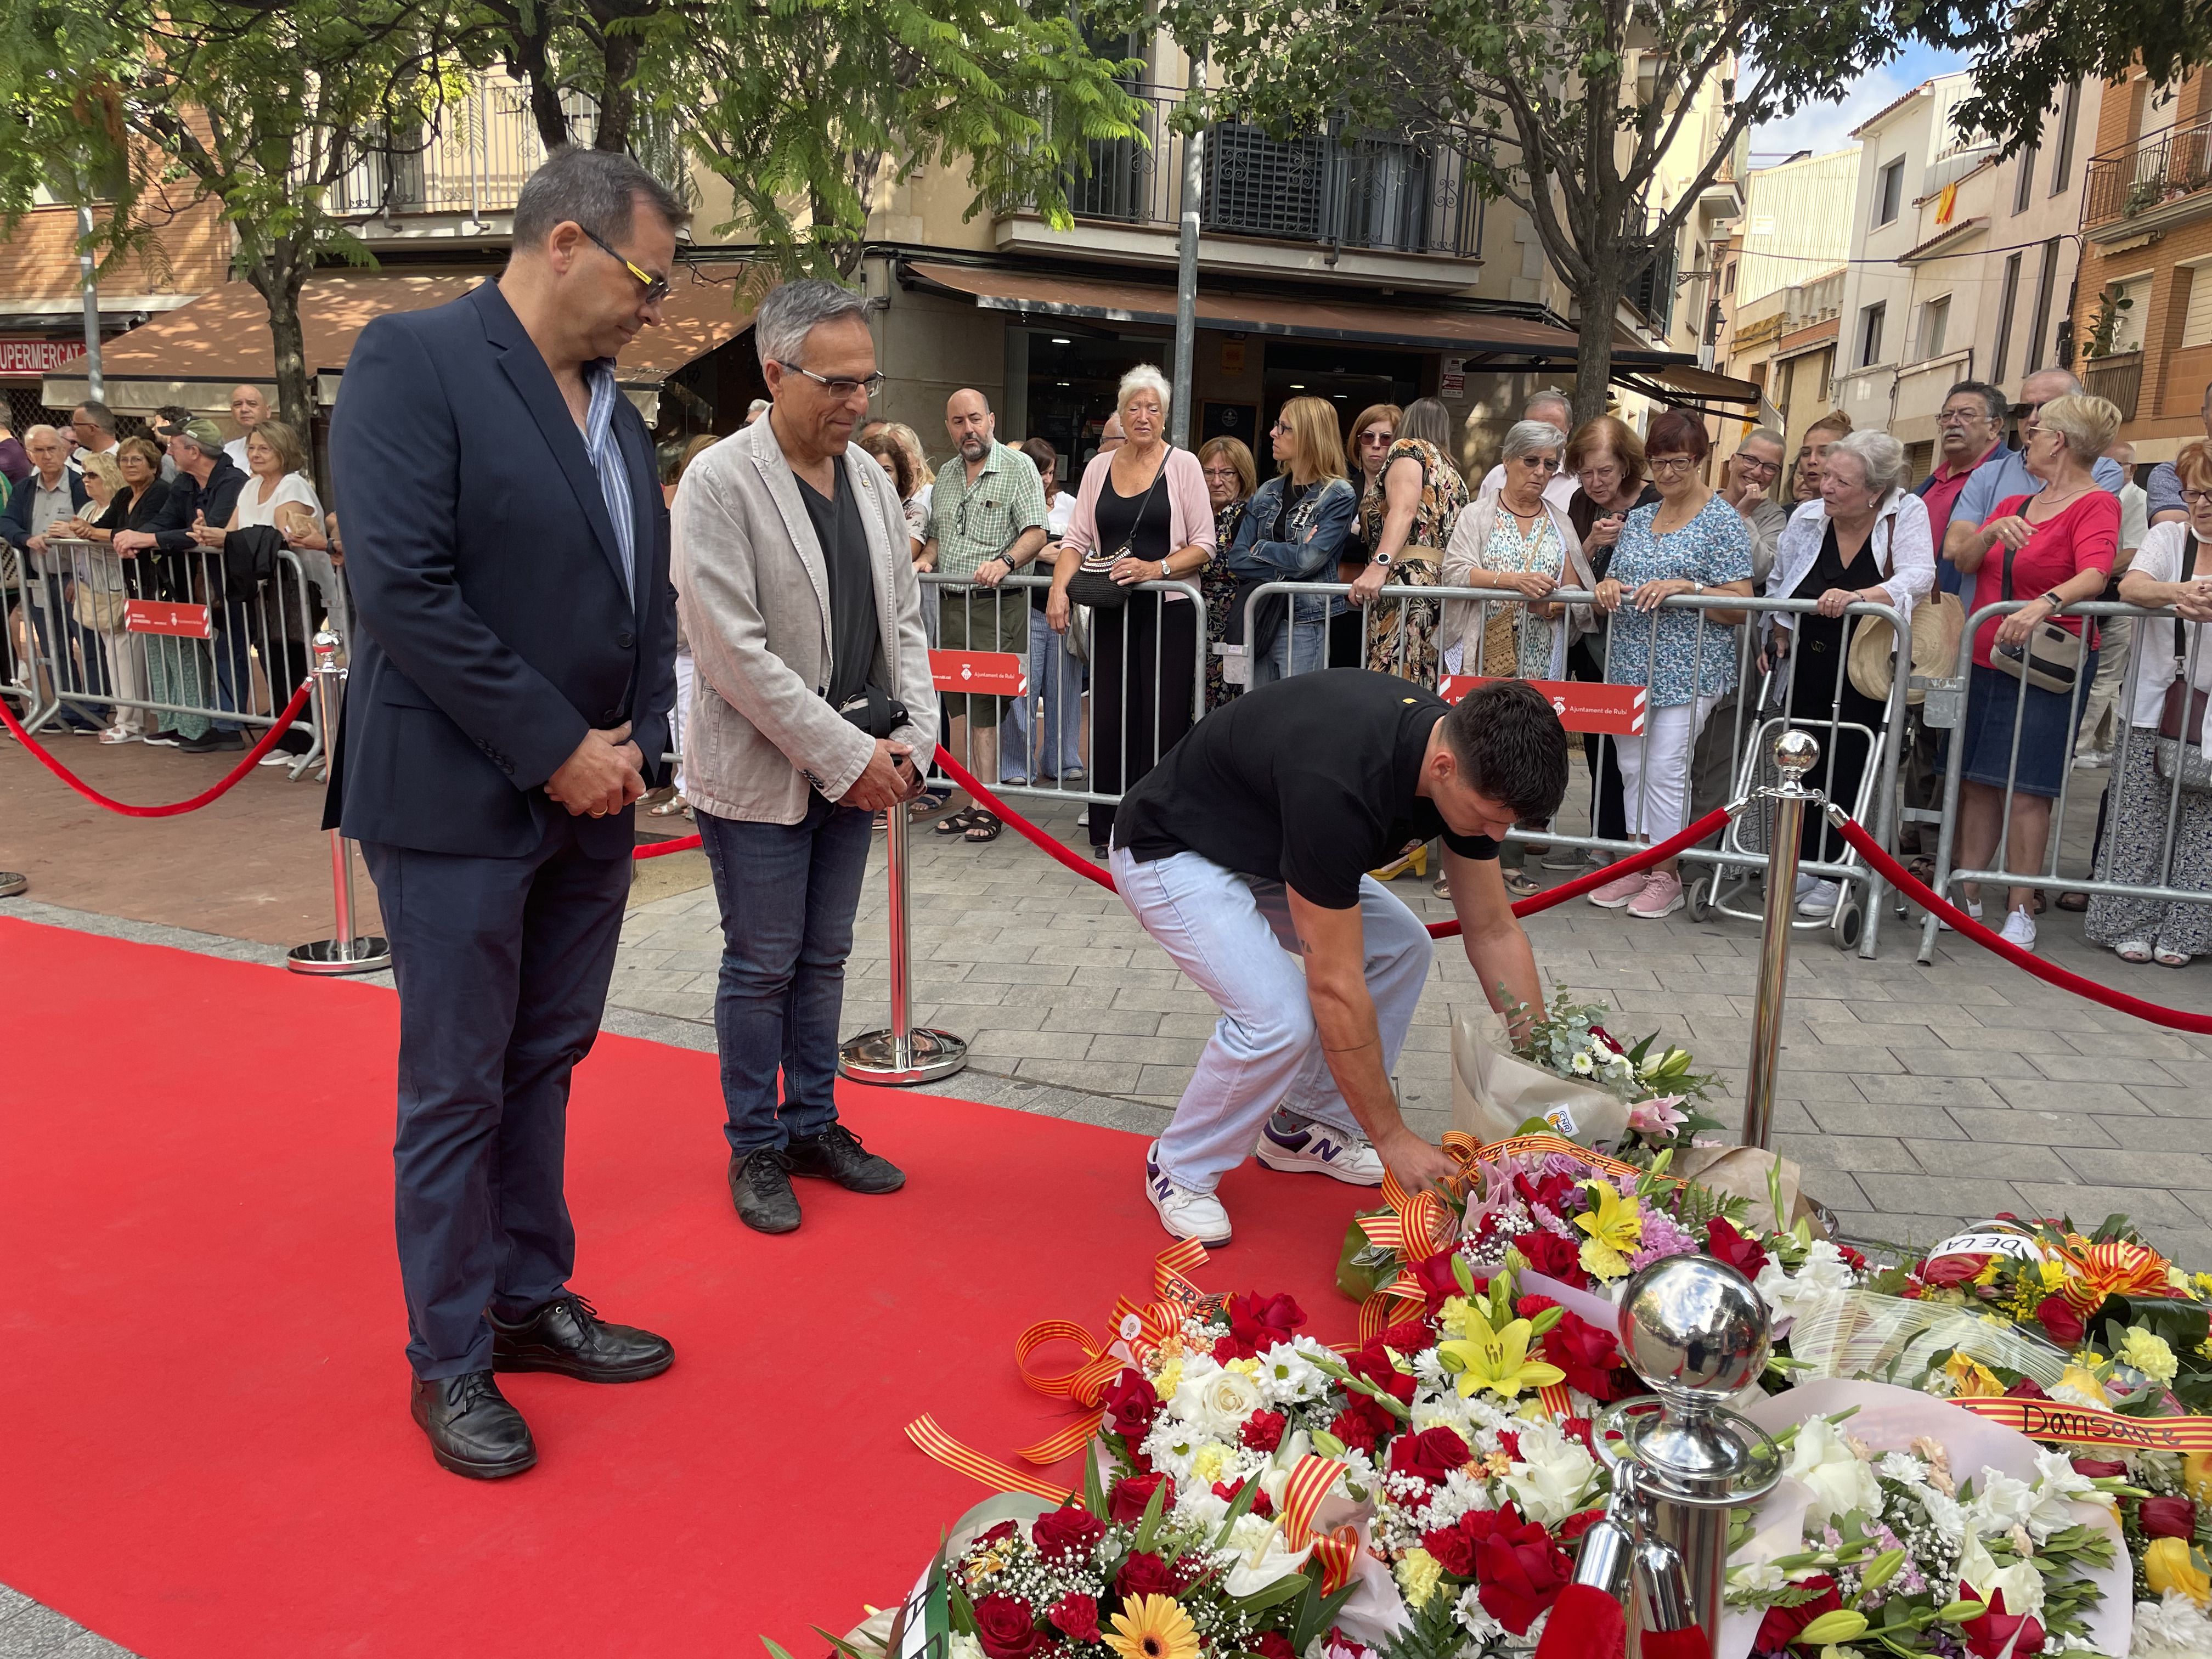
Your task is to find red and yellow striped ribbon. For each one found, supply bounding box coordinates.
[1278,1452,1346,1548]
[905,1413,1074,1503]
[1539,1381,1575,1421]
[1950,1396,2212,1451]
[1309,1525,1361,1595]
[2052,1235,2180,1312]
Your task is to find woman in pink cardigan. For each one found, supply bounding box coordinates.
[1047,365,1217,858]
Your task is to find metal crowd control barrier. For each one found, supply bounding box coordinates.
[916,569,1206,809]
[287,630,390,975]
[1239,578,1916,957]
[1917,595,2212,964]
[7,537,333,774]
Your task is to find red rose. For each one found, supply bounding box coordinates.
[1347,1343,1418,1404]
[1329,1405,1383,1455]
[977,1520,1019,1545]
[1542,1308,1625,1402]
[1754,1575,1840,1653]
[1706,1216,1770,1280]
[1515,1170,1580,1215]
[1116,1549,1186,1599]
[1212,1477,1274,1519]
[2005,1376,2050,1400]
[2140,1496,2198,1538]
[1920,1253,1989,1290]
[1031,1504,1107,1562]
[1252,1636,1297,1659]
[1242,1409,1287,1452]
[1514,1229,1588,1288]
[1959,1584,2044,1659]
[1049,1594,1099,1643]
[1559,1506,1607,1541]
[1213,1291,1306,1361]
[971,1594,1051,1659]
[1414,1249,1468,1313]
[1472,1510,1575,1635]
[2072,1458,2129,1480]
[1108,1471,1173,1524]
[2036,1297,2086,1346]
[1102,1370,1159,1438]
[1389,1425,1472,1486]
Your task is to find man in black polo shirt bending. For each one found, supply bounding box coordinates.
[1109,671,1568,1245]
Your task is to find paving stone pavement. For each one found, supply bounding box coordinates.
[609,789,2212,1267]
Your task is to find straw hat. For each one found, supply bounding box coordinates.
[1848,591,1964,705]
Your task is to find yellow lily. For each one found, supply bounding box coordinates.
[1575,1182,1644,1280]
[1943,1351,2005,1398]
[1436,1301,1565,1400]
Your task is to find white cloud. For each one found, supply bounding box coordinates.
[1750,49,1969,165]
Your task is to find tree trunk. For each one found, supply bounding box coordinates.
[249,246,319,488]
[1571,232,1628,426]
[592,33,637,151]
[503,13,572,151]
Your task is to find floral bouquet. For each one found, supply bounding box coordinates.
[1505,986,1724,1159]
[2074,1445,2212,1658]
[1724,1379,2131,1659]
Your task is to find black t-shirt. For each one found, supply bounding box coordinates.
[795,462,881,709]
[1096,466,1173,562]
[1114,668,1499,909]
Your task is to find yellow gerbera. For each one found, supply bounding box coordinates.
[1436,1302,1566,1400]
[1575,1182,1644,1280]
[1103,1594,1202,1659]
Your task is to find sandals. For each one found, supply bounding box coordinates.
[1503,869,1541,899]
[963,810,1003,843]
[647,794,690,817]
[933,808,977,836]
[2155,945,2193,968]
[2115,939,2155,964]
[2056,890,2089,912]
[910,789,952,820]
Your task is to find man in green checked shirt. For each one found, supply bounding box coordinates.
[923,388,1049,842]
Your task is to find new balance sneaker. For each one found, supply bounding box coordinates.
[1627,870,1685,919]
[1254,1109,1385,1186]
[1796,878,1842,917]
[1587,869,1647,909]
[1999,907,2038,953]
[1144,1141,1231,1246]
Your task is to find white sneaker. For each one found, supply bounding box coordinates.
[1254,1110,1385,1186]
[1937,899,1983,933]
[1796,878,1842,917]
[1076,808,1090,827]
[258,751,295,767]
[1999,908,2038,952]
[97,726,136,746]
[2073,751,2112,771]
[1144,1141,1231,1245]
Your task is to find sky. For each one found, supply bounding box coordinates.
[1748,44,1970,163]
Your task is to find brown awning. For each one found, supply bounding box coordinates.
[1615,363,1765,407]
[904,259,1692,368]
[43,264,757,413]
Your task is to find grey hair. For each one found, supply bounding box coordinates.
[510,145,689,255]
[754,279,868,370]
[1739,426,1786,454]
[21,423,62,448]
[1522,387,1573,421]
[1117,363,1171,420]
[1500,419,1567,461]
[746,398,771,418]
[73,399,117,435]
[1824,428,1909,495]
[1398,396,1453,450]
[1944,380,2007,424]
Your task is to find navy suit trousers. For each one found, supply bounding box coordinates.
[362,816,631,1378]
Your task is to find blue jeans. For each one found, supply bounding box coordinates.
[697,793,875,1156]
[208,597,255,733]
[1000,606,1085,780]
[1107,846,1432,1193]
[1255,592,1333,686]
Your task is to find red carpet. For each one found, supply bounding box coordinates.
[0,918,1369,1657]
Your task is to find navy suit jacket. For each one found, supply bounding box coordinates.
[323,279,678,859]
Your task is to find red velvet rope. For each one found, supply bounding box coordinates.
[633,832,701,859]
[928,747,1731,939]
[1833,814,2212,1036]
[0,680,315,817]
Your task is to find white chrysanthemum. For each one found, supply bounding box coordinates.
[1784,1415,1884,1527]
[2131,1589,2212,1659]
[1501,1419,1601,1527]
[1877,1451,1929,1486]
[1454,1583,1506,1644]
[1254,1341,1329,1404]
[1752,1239,1857,1325]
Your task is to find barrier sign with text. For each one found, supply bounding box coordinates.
[125,600,214,640]
[1437,675,1647,736]
[929,650,1028,697]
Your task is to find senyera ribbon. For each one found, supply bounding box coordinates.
[1949,1396,2212,1452]
[1278,1452,1358,1594]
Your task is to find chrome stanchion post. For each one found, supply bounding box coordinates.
[838,786,967,1085]
[287,629,391,975]
[1741,727,1820,1150]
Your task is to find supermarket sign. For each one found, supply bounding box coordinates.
[0,339,88,376]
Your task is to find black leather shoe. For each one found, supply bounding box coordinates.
[410,1370,536,1480]
[730,1148,801,1234]
[490,1293,673,1383]
[786,1123,906,1194]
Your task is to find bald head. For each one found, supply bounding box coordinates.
[946,387,995,466]
[229,385,267,430]
[1099,413,1126,455]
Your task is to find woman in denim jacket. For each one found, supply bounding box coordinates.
[1224,396,1358,685]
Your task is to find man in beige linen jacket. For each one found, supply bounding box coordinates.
[672,279,937,1237]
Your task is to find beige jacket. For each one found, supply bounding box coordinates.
[672,417,938,823]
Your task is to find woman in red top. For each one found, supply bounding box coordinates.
[1948,394,2123,951]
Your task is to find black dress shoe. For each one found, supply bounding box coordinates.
[786,1123,906,1194]
[410,1370,536,1480]
[490,1293,673,1383]
[730,1147,801,1234]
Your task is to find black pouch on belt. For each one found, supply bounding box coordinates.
[838,684,910,740]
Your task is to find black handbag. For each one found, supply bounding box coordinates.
[2154,540,2211,793]
[1065,459,1169,610]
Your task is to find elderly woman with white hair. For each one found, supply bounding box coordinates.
[1441,419,1594,684]
[1048,364,1215,858]
[1762,427,1936,915]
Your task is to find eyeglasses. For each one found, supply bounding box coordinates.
[1734,454,1780,475]
[1648,455,1697,474]
[1271,421,1293,436]
[580,227,671,305]
[1201,466,1241,482]
[1358,431,1395,446]
[2184,489,2212,507]
[1937,408,1987,426]
[775,362,887,400]
[1515,454,1560,472]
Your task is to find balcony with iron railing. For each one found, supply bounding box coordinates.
[2085,113,2212,238]
[2083,350,2143,420]
[1008,83,1481,281]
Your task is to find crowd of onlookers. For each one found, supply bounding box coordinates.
[0,383,345,764]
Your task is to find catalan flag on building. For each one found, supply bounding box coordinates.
[1936,182,1957,225]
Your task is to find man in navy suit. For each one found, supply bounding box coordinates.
[327,147,685,1479]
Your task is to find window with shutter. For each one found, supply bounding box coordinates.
[2183,264,2212,349]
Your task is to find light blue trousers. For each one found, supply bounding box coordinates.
[1108,845,1433,1193]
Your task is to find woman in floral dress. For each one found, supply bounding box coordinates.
[1197,436,1256,709]
[1346,397,1466,685]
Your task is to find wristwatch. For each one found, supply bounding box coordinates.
[1370,551,1393,568]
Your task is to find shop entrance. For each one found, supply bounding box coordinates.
[1023,328,1169,472]
[1256,341,1427,477]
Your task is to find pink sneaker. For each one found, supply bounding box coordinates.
[1627,870,1685,919]
[1588,869,1647,909]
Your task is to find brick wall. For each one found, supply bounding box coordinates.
[0,183,229,312]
